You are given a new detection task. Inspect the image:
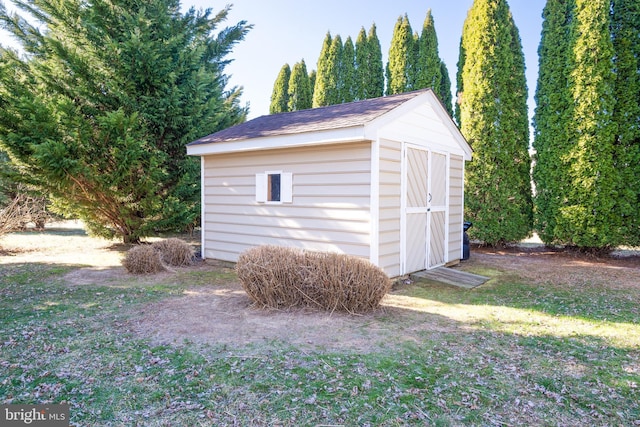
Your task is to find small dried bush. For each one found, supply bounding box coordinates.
[152,238,194,267]
[0,190,52,235]
[236,245,392,313]
[122,245,166,274]
[122,238,194,275]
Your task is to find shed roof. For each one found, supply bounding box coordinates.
[188,89,431,146]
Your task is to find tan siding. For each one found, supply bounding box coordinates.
[448,155,464,261]
[204,160,371,177]
[377,138,402,276]
[202,142,371,262]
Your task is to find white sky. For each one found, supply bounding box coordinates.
[0,0,545,120]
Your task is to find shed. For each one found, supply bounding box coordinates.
[187,88,472,277]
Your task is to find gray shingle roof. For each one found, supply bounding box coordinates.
[188,89,431,146]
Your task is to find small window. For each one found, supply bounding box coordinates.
[268,173,281,202]
[256,171,292,203]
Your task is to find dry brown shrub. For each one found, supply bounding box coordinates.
[122,245,166,274]
[236,245,392,313]
[152,238,194,267]
[0,189,52,235]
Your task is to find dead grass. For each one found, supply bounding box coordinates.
[3,226,637,353]
[1,227,639,426]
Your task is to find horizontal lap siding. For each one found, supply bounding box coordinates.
[378,139,402,277]
[202,142,372,262]
[448,155,464,261]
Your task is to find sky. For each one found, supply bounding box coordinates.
[191,0,547,120]
[1,0,546,121]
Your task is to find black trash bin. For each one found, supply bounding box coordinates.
[462,221,472,260]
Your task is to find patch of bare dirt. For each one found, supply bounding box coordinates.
[467,245,640,290]
[62,266,130,286]
[129,279,458,352]
[62,260,214,287]
[129,245,640,351]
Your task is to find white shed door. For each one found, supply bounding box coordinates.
[405,147,429,273]
[404,146,448,273]
[428,152,447,268]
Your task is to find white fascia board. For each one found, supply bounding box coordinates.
[187,126,368,156]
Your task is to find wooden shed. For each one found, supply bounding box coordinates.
[187,89,472,277]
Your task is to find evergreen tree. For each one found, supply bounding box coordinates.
[308,69,317,100]
[454,37,466,125]
[415,10,443,92]
[313,32,333,107]
[458,0,533,245]
[414,9,452,116]
[0,0,250,243]
[386,14,415,95]
[532,0,574,244]
[534,0,638,249]
[270,64,290,113]
[341,36,356,103]
[355,27,368,101]
[611,0,640,246]
[325,34,344,105]
[355,24,384,100]
[439,61,454,116]
[0,151,13,208]
[366,24,385,99]
[554,0,618,249]
[288,60,312,111]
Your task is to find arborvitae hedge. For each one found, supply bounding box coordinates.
[611,0,640,246]
[288,60,312,112]
[533,0,638,250]
[386,14,415,95]
[312,32,333,108]
[355,24,385,100]
[270,64,291,114]
[457,0,533,245]
[532,0,574,244]
[415,10,443,96]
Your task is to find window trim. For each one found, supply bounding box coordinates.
[256,171,292,204]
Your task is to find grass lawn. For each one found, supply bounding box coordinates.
[0,229,639,426]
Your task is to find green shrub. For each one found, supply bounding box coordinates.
[236,245,391,313]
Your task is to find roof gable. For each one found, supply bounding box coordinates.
[188,90,430,146]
